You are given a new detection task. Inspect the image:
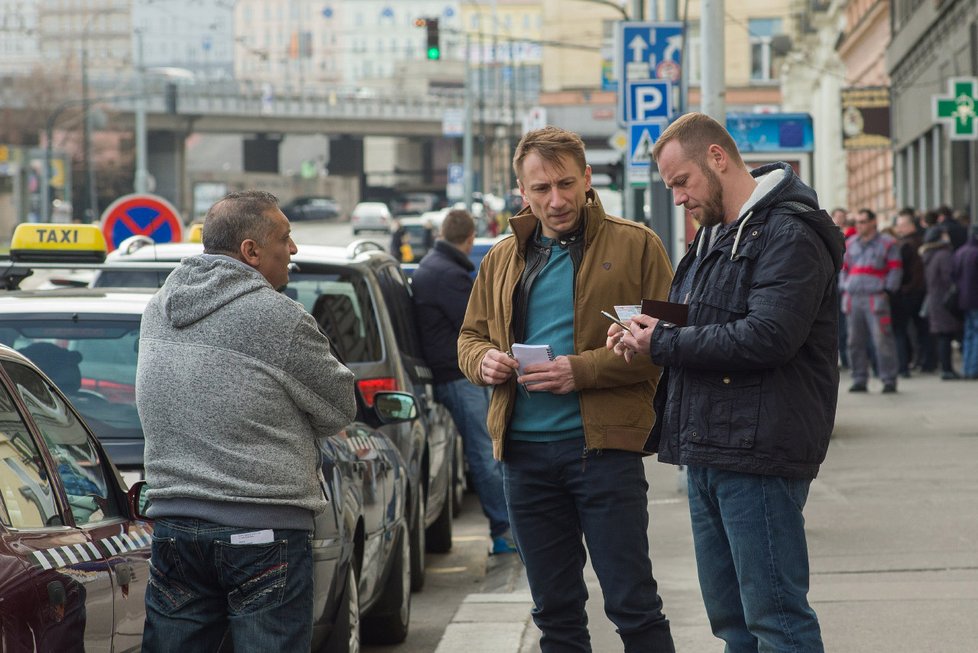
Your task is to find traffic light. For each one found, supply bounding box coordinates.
[165,82,178,114]
[608,160,623,191]
[425,18,440,60]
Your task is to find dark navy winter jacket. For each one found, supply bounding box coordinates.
[412,240,475,383]
[649,163,846,479]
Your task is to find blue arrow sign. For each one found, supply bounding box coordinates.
[618,21,683,126]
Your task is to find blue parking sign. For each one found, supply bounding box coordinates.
[618,21,683,125]
[626,80,672,122]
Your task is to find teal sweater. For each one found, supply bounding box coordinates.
[509,241,583,442]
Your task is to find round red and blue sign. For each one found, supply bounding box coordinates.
[100,193,183,252]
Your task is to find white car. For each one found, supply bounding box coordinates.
[351,201,392,235]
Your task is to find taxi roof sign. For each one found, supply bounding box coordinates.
[9,224,108,263]
[186,223,203,243]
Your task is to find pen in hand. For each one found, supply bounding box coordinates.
[506,350,532,398]
[601,310,630,331]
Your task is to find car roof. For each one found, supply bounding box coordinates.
[0,288,155,314]
[103,240,393,267]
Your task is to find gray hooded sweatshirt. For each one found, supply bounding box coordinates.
[136,254,356,530]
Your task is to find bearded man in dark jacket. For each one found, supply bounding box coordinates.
[608,112,844,653]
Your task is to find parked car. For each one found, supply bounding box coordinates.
[351,202,393,235]
[0,343,151,650]
[281,196,343,222]
[394,192,441,216]
[88,236,464,590]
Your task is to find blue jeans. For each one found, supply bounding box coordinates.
[687,467,823,653]
[963,309,978,378]
[143,518,313,653]
[503,438,674,653]
[435,378,509,537]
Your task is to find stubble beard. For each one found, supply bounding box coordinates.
[696,166,725,228]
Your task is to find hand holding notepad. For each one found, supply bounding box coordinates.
[510,343,555,377]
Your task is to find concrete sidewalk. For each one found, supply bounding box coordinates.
[435,366,978,652]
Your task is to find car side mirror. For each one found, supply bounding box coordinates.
[127,480,153,521]
[372,391,418,424]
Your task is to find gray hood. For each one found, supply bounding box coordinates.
[160,254,270,328]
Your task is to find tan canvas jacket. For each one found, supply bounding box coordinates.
[457,189,674,460]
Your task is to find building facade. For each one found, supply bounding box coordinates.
[887,0,978,216]
[838,0,895,217]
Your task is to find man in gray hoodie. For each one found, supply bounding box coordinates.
[136,190,356,652]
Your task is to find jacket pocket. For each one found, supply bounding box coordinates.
[685,372,761,449]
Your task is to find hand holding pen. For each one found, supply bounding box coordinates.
[479,348,520,385]
[604,310,658,363]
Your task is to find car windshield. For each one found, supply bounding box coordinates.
[0,319,142,443]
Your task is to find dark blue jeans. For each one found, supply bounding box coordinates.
[687,467,823,653]
[143,518,313,653]
[502,438,674,653]
[435,378,510,537]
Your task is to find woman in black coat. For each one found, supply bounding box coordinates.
[920,227,962,379]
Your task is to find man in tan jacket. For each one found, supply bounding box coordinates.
[457,126,676,653]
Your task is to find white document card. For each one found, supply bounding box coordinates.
[230,529,274,545]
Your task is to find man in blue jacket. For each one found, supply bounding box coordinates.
[412,209,515,553]
[609,113,844,653]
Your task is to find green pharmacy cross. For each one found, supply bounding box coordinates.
[933,77,978,140]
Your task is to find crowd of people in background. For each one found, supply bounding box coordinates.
[833,203,978,385]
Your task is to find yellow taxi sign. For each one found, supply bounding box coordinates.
[9,224,108,263]
[186,223,203,243]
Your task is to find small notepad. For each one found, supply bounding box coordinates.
[511,343,555,377]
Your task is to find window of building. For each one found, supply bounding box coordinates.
[749,17,782,82]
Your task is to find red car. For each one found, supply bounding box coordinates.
[0,344,151,650]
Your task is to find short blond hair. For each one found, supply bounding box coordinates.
[512,126,587,181]
[651,112,745,169]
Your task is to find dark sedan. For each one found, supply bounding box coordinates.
[282,196,343,221]
[0,344,151,650]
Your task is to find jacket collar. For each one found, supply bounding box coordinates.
[508,188,606,253]
[432,239,475,272]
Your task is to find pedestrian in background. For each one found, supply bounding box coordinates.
[411,208,516,554]
[891,208,928,377]
[951,223,978,378]
[920,226,962,379]
[841,208,902,393]
[458,126,676,652]
[832,207,853,368]
[136,190,356,652]
[609,111,843,653]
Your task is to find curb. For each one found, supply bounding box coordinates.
[433,552,533,653]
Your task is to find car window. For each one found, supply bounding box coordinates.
[0,320,143,444]
[2,360,122,526]
[375,264,426,365]
[288,270,383,363]
[92,269,172,288]
[0,379,60,528]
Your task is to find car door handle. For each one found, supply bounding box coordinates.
[47,580,66,606]
[115,563,133,586]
